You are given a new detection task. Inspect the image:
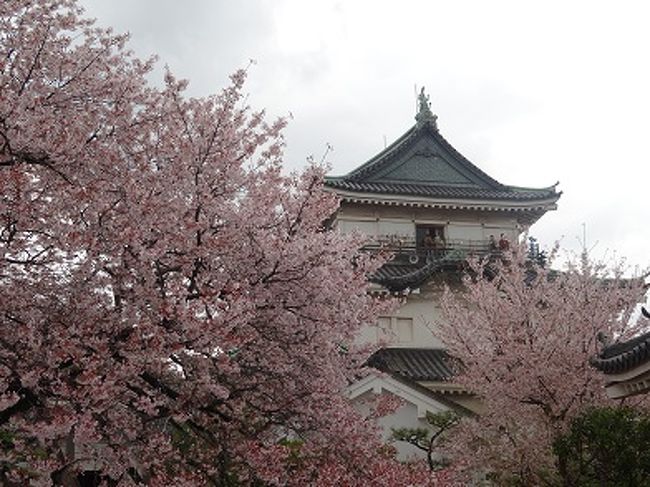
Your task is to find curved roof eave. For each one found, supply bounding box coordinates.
[326,187,561,210]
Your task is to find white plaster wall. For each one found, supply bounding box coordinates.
[377,219,414,238]
[393,291,446,348]
[337,219,378,236]
[446,223,484,243]
[353,390,444,461]
[341,202,522,349]
[336,203,521,244]
[356,289,446,348]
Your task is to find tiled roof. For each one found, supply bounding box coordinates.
[592,331,650,374]
[591,307,650,374]
[343,123,503,187]
[367,348,455,381]
[324,113,560,206]
[371,261,440,292]
[370,251,464,291]
[326,179,556,202]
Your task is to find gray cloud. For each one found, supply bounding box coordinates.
[79,0,650,271]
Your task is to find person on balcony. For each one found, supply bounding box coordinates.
[498,233,510,252]
[433,232,444,258]
[423,231,435,249]
[422,230,436,262]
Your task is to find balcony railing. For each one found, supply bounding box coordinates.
[362,234,500,266]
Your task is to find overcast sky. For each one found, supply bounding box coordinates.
[80,0,649,273]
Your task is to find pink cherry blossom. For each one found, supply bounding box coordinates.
[0,1,440,484]
[437,246,648,483]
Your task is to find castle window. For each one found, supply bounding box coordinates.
[416,225,445,250]
[394,318,414,343]
[377,316,414,343]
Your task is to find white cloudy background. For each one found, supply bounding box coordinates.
[80,0,650,272]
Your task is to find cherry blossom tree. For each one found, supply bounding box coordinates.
[437,247,648,484]
[0,1,439,485]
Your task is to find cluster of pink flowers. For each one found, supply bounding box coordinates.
[0,1,441,484]
[437,248,648,483]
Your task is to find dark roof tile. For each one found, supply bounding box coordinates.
[591,329,650,374]
[368,348,455,381]
[326,179,556,202]
[324,116,560,206]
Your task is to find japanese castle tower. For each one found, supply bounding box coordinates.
[324,89,561,459]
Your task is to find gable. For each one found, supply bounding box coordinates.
[374,146,473,185]
[351,126,500,190]
[347,372,453,418]
[324,95,561,213]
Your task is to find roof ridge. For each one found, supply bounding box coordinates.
[331,122,510,191]
[345,125,418,180]
[427,125,505,190]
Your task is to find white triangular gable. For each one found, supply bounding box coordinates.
[347,372,451,419]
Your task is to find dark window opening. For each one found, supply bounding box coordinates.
[416,225,446,251]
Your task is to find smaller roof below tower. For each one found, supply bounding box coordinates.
[590,307,650,398]
[591,330,650,375]
[591,308,650,375]
[368,348,455,382]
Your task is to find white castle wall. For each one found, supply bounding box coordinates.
[339,202,521,349]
